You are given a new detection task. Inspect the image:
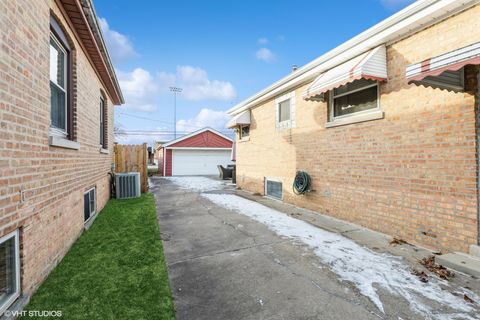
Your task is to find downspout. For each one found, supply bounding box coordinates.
[477,69,480,245]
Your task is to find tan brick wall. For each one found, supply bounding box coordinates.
[0,0,116,295]
[236,5,480,253]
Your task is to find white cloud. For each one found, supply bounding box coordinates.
[257,37,269,45]
[256,47,275,63]
[159,66,236,101]
[379,0,415,9]
[116,65,236,112]
[99,17,138,64]
[117,68,159,112]
[176,108,231,132]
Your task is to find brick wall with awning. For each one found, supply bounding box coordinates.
[406,42,480,84]
[303,45,388,101]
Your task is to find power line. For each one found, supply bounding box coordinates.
[115,130,234,136]
[117,112,232,131]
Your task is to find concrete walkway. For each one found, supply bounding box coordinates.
[151,177,480,320]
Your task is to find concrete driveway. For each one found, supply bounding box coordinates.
[151,177,480,320]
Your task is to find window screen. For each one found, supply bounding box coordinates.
[266,180,282,199]
[0,232,19,314]
[0,237,16,307]
[84,188,96,222]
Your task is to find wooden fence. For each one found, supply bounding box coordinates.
[114,143,148,193]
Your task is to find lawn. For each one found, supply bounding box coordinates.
[21,193,175,320]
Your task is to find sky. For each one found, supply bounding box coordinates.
[93,0,415,145]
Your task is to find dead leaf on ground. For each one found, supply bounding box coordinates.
[419,256,454,280]
[464,294,475,304]
[390,237,407,246]
[412,268,429,283]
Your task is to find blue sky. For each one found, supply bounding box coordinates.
[94,0,415,144]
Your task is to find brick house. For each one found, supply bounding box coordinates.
[0,0,123,314]
[227,0,480,255]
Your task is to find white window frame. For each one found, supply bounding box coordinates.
[329,81,380,121]
[84,187,96,223]
[264,177,283,200]
[100,95,106,149]
[0,230,21,315]
[49,32,68,138]
[275,91,296,130]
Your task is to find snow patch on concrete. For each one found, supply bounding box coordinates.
[165,176,225,192]
[202,193,480,320]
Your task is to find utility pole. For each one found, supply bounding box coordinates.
[169,86,182,139]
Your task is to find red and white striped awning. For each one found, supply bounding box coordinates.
[406,42,480,82]
[303,45,387,101]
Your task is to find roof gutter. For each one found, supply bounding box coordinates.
[78,0,124,104]
[227,0,479,116]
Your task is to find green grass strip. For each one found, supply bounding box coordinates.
[21,193,175,320]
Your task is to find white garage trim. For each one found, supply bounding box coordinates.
[171,149,233,176]
[168,147,232,150]
[162,127,233,147]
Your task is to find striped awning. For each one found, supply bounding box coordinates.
[303,45,387,101]
[406,42,480,82]
[226,110,250,128]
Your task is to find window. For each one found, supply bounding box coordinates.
[275,91,296,130]
[278,99,290,122]
[84,188,96,222]
[330,79,378,119]
[100,95,107,149]
[265,179,282,200]
[240,125,250,139]
[49,16,73,141]
[0,230,20,315]
[50,33,68,136]
[421,69,464,92]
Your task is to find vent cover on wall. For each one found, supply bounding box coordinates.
[115,172,141,199]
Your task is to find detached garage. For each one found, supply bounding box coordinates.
[160,127,233,176]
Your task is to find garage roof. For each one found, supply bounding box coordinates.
[162,127,233,148]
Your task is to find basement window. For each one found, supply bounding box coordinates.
[0,230,20,315]
[265,178,283,200]
[84,187,96,222]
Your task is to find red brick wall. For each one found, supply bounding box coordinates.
[165,149,173,176]
[235,5,480,253]
[0,0,116,296]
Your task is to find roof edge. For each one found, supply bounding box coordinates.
[227,0,479,116]
[75,0,124,105]
[162,127,233,148]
